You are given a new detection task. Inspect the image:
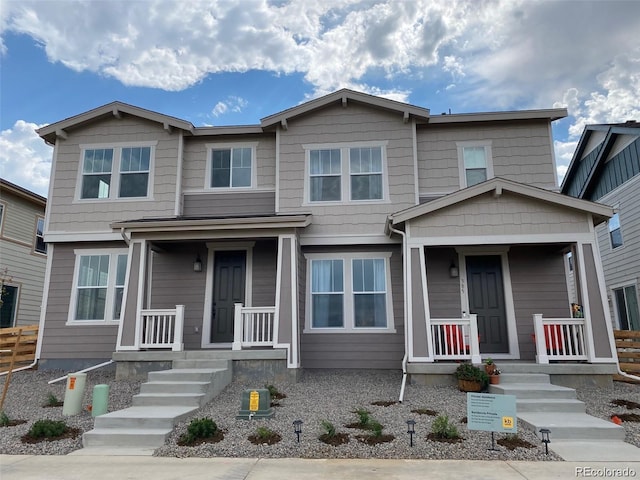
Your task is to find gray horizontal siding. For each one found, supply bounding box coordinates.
[251,239,277,307]
[425,247,462,318]
[40,242,126,360]
[182,191,276,217]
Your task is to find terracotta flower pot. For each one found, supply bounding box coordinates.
[489,375,500,385]
[485,365,497,375]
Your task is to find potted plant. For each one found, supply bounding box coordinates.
[484,357,497,375]
[489,369,501,385]
[454,363,489,392]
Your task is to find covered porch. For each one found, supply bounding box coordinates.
[111,214,310,375]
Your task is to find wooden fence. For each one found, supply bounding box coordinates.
[613,329,640,383]
[0,324,39,373]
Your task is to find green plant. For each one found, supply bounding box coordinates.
[256,426,276,440]
[369,420,384,437]
[454,363,489,385]
[431,415,459,439]
[0,411,9,427]
[45,392,62,406]
[185,417,217,442]
[321,420,336,438]
[265,385,280,397]
[355,408,371,426]
[484,357,494,365]
[28,419,68,438]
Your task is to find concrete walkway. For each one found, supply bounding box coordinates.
[2,455,640,480]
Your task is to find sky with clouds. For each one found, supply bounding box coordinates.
[1,0,639,197]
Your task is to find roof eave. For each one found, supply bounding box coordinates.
[428,108,568,124]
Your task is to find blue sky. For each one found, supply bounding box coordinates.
[1,0,639,197]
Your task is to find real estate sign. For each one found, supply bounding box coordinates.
[467,393,517,433]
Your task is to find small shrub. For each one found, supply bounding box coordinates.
[321,420,336,438]
[431,415,459,439]
[265,384,286,400]
[256,426,275,440]
[0,411,9,427]
[369,420,384,437]
[28,419,68,438]
[44,392,62,407]
[248,426,282,445]
[355,408,370,426]
[186,418,217,441]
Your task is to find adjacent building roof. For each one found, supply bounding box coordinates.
[0,178,46,206]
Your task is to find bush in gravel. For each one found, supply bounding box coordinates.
[44,392,62,407]
[431,415,459,440]
[321,420,336,438]
[185,418,217,442]
[0,411,9,426]
[28,419,68,438]
[355,408,371,427]
[369,420,384,438]
[248,426,282,445]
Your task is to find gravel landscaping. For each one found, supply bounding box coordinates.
[0,368,638,460]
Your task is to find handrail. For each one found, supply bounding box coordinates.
[533,313,587,364]
[139,305,184,351]
[232,304,276,350]
[430,315,481,363]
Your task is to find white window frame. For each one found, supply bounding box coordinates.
[34,216,46,255]
[611,282,640,331]
[304,251,395,333]
[456,140,493,188]
[609,212,623,249]
[75,142,156,202]
[303,141,389,205]
[68,248,129,325]
[205,142,258,191]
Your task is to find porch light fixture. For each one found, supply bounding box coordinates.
[293,419,303,443]
[193,254,203,273]
[406,419,416,447]
[539,428,551,455]
[449,262,459,278]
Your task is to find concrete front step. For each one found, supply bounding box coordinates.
[516,398,586,413]
[94,406,196,429]
[83,427,173,448]
[498,373,550,384]
[133,393,206,407]
[490,383,576,400]
[519,411,625,441]
[148,368,222,383]
[172,359,231,369]
[139,381,211,394]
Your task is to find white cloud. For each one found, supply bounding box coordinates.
[0,120,52,197]
[211,95,248,117]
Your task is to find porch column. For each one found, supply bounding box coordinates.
[116,241,144,351]
[408,246,432,361]
[274,234,299,368]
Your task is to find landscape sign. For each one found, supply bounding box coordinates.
[467,393,517,433]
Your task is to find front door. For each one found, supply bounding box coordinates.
[211,251,246,343]
[466,255,509,353]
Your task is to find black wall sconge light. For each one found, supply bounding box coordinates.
[293,419,303,443]
[449,262,459,278]
[406,419,416,447]
[193,254,203,272]
[539,428,551,455]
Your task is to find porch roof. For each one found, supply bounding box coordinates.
[387,177,613,229]
[111,213,312,234]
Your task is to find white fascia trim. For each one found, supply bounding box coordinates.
[407,232,596,247]
[45,231,123,242]
[35,243,54,360]
[299,234,400,246]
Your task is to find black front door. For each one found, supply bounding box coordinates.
[466,255,509,353]
[211,251,246,343]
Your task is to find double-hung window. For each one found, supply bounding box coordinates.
[35,217,46,254]
[457,141,493,188]
[613,285,639,331]
[306,142,387,203]
[207,143,256,189]
[70,250,128,323]
[307,253,394,332]
[79,143,154,200]
[609,213,623,249]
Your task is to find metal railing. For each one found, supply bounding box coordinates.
[533,313,587,364]
[430,314,481,363]
[232,304,276,350]
[139,305,184,351]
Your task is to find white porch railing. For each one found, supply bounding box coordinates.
[139,305,184,352]
[232,304,276,350]
[431,315,481,363]
[533,313,587,364]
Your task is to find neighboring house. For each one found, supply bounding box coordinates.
[0,178,47,328]
[35,90,618,383]
[561,121,640,332]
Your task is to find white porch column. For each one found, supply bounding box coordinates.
[172,305,185,352]
[232,303,243,351]
[468,314,481,364]
[533,313,549,364]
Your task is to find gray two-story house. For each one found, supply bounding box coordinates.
[561,121,640,332]
[35,90,619,383]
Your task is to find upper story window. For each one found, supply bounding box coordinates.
[457,141,493,188]
[206,143,257,190]
[305,142,388,204]
[78,143,155,200]
[306,252,394,333]
[69,250,128,324]
[609,212,623,249]
[0,203,4,232]
[34,217,46,254]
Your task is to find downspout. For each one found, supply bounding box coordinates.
[388,218,409,402]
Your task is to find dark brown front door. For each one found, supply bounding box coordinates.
[466,255,509,353]
[211,251,246,343]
